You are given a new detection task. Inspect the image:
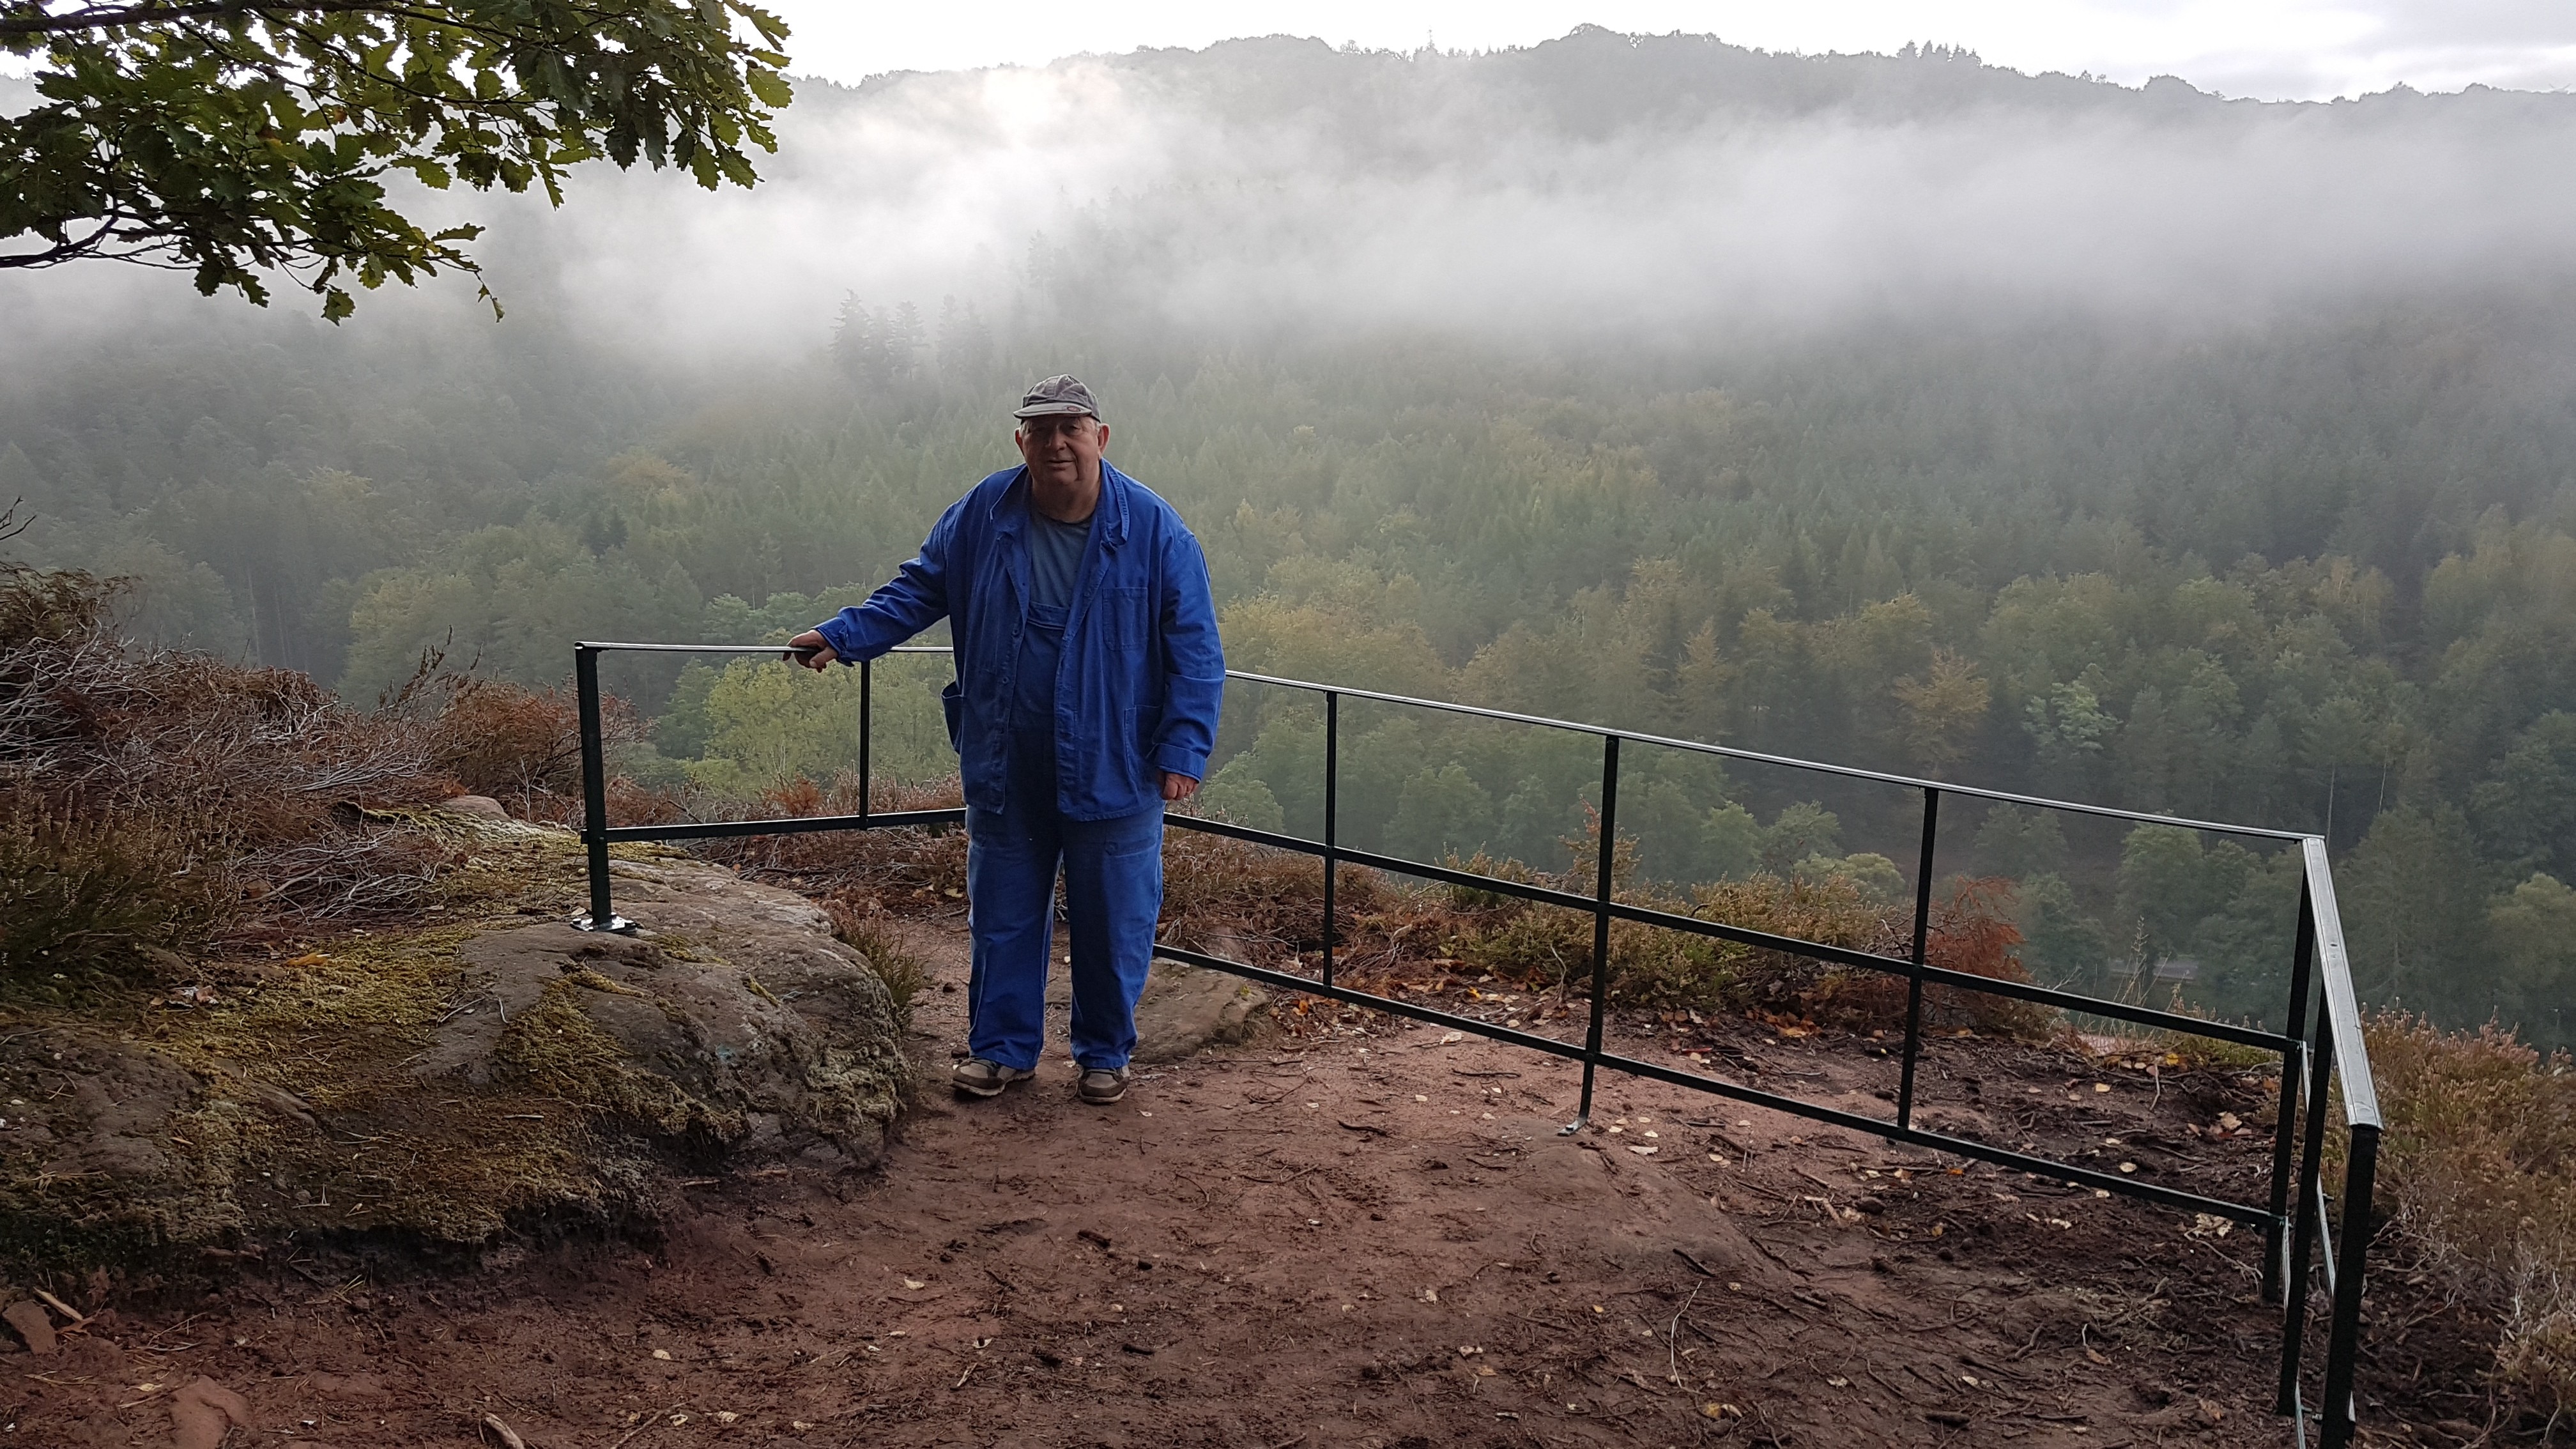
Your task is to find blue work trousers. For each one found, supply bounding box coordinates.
[963,734,1165,1072]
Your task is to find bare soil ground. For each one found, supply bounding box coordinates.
[10,917,2331,1449]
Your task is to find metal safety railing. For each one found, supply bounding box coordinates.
[571,640,2384,1446]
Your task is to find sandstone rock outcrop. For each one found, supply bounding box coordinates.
[0,838,912,1259]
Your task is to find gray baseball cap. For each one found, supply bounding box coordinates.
[1014,374,1101,420]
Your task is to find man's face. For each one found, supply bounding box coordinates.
[1015,413,1107,489]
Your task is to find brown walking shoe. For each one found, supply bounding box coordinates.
[953,1057,1035,1098]
[1077,1067,1130,1105]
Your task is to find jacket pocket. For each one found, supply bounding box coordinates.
[941,679,963,751]
[1103,586,1151,654]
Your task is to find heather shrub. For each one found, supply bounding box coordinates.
[2365,1013,2576,1425]
[1431,841,2050,1034]
[424,675,599,816]
[1161,829,1379,963]
[1438,853,1889,1013]
[1811,876,2055,1037]
[0,562,643,972]
[0,804,222,979]
[710,772,971,907]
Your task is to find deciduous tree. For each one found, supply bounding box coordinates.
[1,0,791,316]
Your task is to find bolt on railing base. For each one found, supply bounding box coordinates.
[571,913,636,934]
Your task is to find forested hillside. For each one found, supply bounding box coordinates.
[5,30,2573,1046]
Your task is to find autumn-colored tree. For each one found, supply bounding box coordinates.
[1892,646,1989,775]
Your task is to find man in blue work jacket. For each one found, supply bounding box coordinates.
[787,376,1224,1107]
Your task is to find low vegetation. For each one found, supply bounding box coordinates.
[5,555,2571,1427]
[2366,1014,2576,1429]
[0,556,620,989]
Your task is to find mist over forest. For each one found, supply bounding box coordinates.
[7,29,2576,1047]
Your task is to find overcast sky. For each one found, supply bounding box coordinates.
[763,0,2576,100]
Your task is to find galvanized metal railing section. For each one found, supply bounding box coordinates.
[571,640,2384,1445]
[2273,839,2384,1447]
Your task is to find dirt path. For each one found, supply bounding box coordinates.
[11,920,2292,1448]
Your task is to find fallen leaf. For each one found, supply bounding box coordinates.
[3,1302,56,1355]
[1629,1146,1659,1156]
[901,1278,926,1290]
[650,1349,671,1361]
[169,1380,252,1449]
[2093,1082,2112,1093]
[1441,1032,1463,1044]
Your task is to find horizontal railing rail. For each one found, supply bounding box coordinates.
[569,638,2382,1446]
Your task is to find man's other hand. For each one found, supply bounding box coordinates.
[1162,772,1199,802]
[787,629,836,671]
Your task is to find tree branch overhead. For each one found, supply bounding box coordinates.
[0,0,793,317]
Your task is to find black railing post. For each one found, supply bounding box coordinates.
[1322,691,1339,993]
[2266,873,2319,1305]
[1895,788,1941,1129]
[571,646,629,933]
[2279,992,2337,1416]
[2321,1123,2379,1448]
[857,656,873,821]
[1564,734,1620,1136]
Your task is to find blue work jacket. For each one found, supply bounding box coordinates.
[813,461,1225,821]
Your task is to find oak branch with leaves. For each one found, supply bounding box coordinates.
[0,1,792,318]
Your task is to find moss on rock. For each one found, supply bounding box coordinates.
[0,820,916,1270]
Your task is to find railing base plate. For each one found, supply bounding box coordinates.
[571,914,636,935]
